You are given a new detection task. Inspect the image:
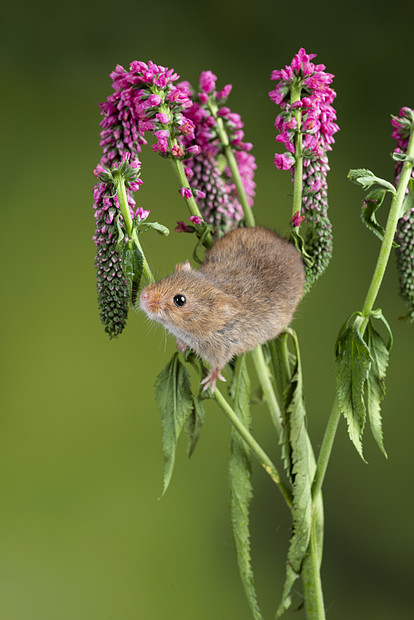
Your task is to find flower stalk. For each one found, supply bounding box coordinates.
[209,101,256,227]
[214,388,292,508]
[113,174,155,284]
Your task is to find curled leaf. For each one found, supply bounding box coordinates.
[348,168,396,194]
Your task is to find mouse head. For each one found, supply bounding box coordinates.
[140,260,237,338]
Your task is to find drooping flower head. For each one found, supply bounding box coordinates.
[393,106,414,321]
[92,154,145,337]
[269,48,339,289]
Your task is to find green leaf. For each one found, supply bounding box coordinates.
[136,221,170,236]
[400,177,414,218]
[154,353,193,496]
[276,331,312,618]
[122,241,144,305]
[335,316,372,460]
[391,151,414,164]
[366,320,389,458]
[185,392,206,458]
[361,187,387,237]
[360,188,399,247]
[229,355,263,620]
[268,334,294,483]
[290,228,314,268]
[348,169,396,194]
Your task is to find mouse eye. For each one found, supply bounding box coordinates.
[173,294,187,307]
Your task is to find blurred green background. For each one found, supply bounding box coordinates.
[1,0,414,618]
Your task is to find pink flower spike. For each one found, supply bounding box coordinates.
[189,215,203,225]
[291,210,305,227]
[180,187,193,200]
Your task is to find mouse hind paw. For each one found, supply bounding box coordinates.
[200,367,226,393]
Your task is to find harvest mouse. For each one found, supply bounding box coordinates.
[140,226,305,391]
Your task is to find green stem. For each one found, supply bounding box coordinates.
[214,388,292,509]
[361,128,414,318]
[250,345,282,437]
[291,80,304,222]
[311,398,341,504]
[301,517,326,620]
[115,177,154,283]
[208,100,256,227]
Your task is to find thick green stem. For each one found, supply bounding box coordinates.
[114,177,154,283]
[302,517,326,620]
[214,388,292,509]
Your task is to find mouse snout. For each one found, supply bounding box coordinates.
[140,288,164,317]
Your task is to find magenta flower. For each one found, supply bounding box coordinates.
[189,215,203,224]
[174,220,191,233]
[274,153,294,170]
[200,70,217,94]
[180,187,193,199]
[291,211,306,227]
[156,112,171,124]
[134,206,150,221]
[172,145,185,158]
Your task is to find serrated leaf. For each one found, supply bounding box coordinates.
[185,392,205,458]
[276,331,312,618]
[335,318,372,460]
[268,334,294,482]
[122,241,144,305]
[366,321,389,458]
[229,355,263,620]
[154,353,193,496]
[348,168,396,194]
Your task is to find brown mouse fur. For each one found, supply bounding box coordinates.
[140,227,305,390]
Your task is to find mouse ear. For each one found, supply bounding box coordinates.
[175,260,192,273]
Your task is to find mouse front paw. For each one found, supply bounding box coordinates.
[200,367,226,393]
[176,339,188,354]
